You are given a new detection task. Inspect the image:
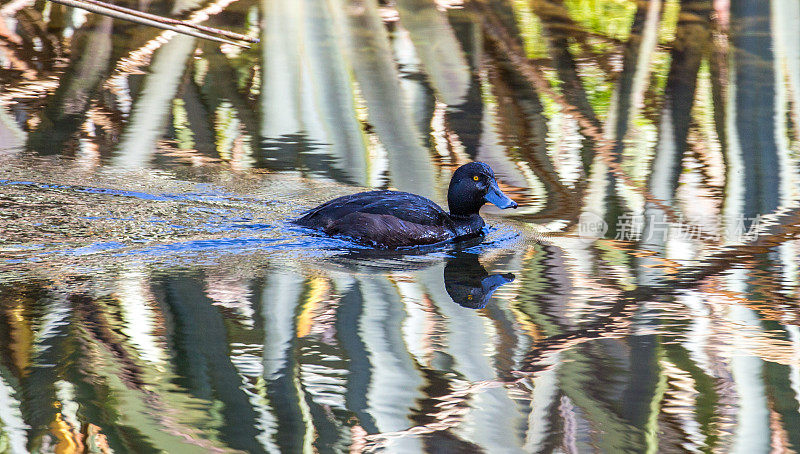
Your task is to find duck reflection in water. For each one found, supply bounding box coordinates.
[444,252,515,309]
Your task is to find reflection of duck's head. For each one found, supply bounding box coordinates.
[444,252,515,309]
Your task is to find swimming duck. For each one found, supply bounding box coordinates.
[294,162,517,248]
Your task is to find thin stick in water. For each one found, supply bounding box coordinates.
[71,0,257,43]
[46,0,251,47]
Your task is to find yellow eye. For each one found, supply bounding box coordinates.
[473,176,480,181]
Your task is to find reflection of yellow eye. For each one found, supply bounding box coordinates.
[473,176,479,181]
[467,295,473,300]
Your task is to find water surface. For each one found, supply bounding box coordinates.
[2,0,800,452]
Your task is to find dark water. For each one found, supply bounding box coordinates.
[2,0,800,452]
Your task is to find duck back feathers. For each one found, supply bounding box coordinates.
[295,191,461,248]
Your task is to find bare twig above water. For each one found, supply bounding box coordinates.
[45,0,256,47]
[73,0,256,43]
[107,0,248,76]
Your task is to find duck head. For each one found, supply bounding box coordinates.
[447,162,518,216]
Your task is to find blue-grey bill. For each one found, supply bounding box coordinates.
[481,273,515,295]
[485,181,518,209]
